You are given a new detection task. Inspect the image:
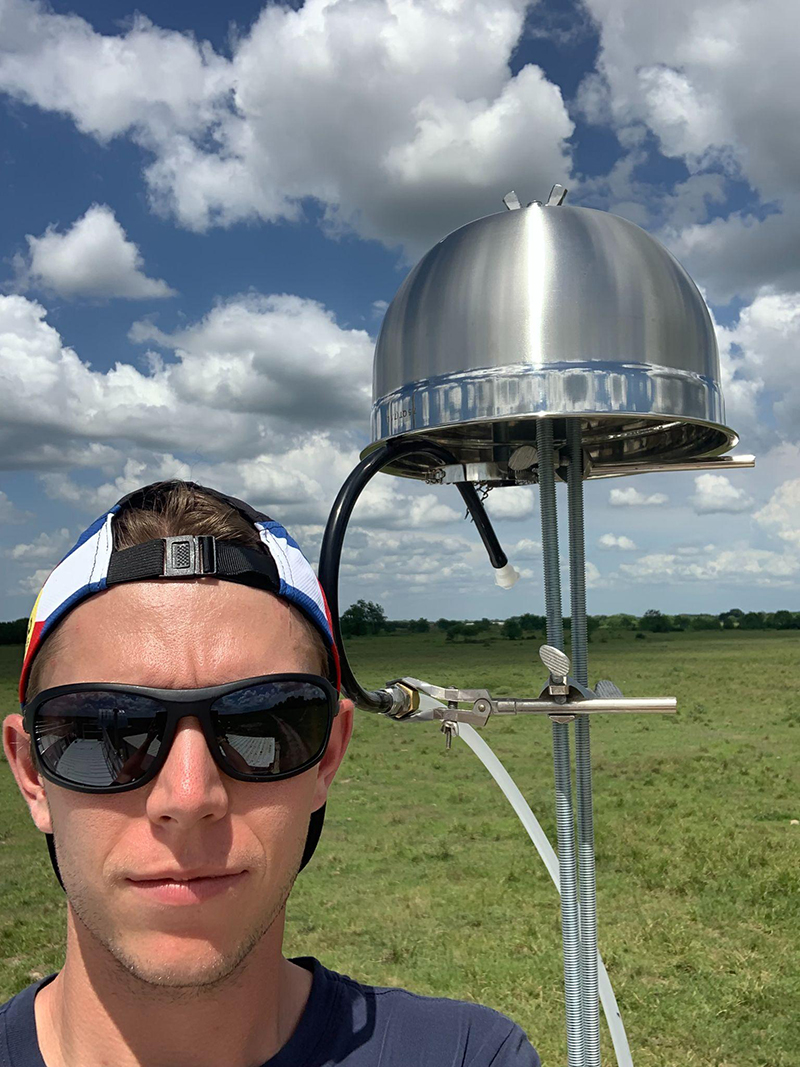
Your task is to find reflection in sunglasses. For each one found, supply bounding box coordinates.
[115,726,161,784]
[219,736,278,774]
[31,680,331,788]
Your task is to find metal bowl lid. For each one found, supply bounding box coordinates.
[367,197,736,482]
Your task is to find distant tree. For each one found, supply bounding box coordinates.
[501,618,523,640]
[0,618,27,640]
[366,601,387,632]
[605,613,638,632]
[341,602,369,637]
[0,618,27,644]
[445,622,466,642]
[340,600,387,637]
[435,618,453,632]
[518,613,546,632]
[409,617,429,633]
[640,609,671,633]
[740,611,765,630]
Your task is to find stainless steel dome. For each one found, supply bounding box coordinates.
[367,199,737,482]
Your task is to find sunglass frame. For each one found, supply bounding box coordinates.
[23,673,340,795]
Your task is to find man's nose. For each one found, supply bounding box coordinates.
[145,717,229,828]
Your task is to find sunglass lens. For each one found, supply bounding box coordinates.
[34,691,166,789]
[211,681,330,777]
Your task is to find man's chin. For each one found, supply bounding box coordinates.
[108,931,261,991]
[64,859,300,993]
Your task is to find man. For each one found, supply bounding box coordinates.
[2,480,540,1066]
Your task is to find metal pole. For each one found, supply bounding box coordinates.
[537,418,584,1067]
[567,419,601,1067]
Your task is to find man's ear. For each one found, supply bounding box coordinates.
[2,714,53,833]
[311,698,354,811]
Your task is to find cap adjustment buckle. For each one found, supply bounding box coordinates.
[162,535,217,577]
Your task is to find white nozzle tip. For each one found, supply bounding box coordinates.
[494,563,520,589]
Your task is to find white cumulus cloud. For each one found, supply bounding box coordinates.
[619,548,799,586]
[18,204,176,299]
[580,0,800,300]
[0,490,32,524]
[585,561,608,589]
[754,479,800,547]
[4,527,72,564]
[667,204,800,305]
[17,567,54,595]
[0,291,494,614]
[0,0,574,255]
[582,0,800,201]
[484,486,536,521]
[598,532,637,550]
[609,487,668,507]
[130,293,373,425]
[0,2,227,140]
[0,292,373,471]
[689,473,753,515]
[715,289,800,443]
[509,537,541,560]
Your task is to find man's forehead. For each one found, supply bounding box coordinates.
[42,580,317,688]
[64,579,295,628]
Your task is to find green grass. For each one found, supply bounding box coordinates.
[1,632,799,1065]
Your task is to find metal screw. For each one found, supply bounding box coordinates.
[441,721,458,750]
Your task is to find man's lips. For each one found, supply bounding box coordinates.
[129,867,244,882]
[125,870,247,905]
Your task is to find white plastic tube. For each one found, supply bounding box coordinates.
[457,723,634,1067]
[494,562,520,589]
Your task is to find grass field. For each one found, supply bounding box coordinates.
[1,630,798,1066]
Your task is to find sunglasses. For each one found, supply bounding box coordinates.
[23,674,340,794]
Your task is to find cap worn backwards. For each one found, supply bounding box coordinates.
[19,481,341,706]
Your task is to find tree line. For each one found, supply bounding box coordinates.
[2,604,799,647]
[337,601,800,641]
[0,619,27,645]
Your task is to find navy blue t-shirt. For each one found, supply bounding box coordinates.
[0,957,540,1066]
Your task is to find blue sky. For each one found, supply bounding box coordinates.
[1,0,799,623]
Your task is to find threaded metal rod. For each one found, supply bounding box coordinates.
[567,420,601,1067]
[537,420,564,652]
[537,418,583,1067]
[566,422,588,689]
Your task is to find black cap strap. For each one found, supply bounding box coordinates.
[106,537,280,590]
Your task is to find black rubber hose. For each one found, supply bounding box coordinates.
[319,437,508,711]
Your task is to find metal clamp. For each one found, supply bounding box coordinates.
[385,643,677,732]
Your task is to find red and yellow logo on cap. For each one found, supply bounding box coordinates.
[24,588,44,658]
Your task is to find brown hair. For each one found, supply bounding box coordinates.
[25,481,330,700]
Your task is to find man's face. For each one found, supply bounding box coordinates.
[4,579,352,988]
